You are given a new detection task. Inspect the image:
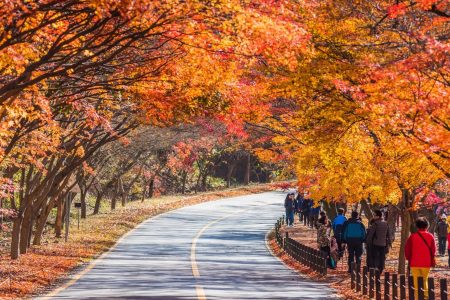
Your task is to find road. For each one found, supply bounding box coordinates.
[40,191,338,300]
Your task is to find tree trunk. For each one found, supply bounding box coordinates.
[360,199,373,221]
[181,172,187,194]
[386,204,399,243]
[10,214,23,259]
[148,178,154,199]
[93,190,104,215]
[399,208,411,274]
[19,208,33,254]
[226,160,237,188]
[80,188,87,219]
[55,199,63,237]
[33,202,53,246]
[322,201,337,220]
[244,153,250,185]
[111,194,117,210]
[119,178,127,207]
[398,188,413,274]
[201,172,208,192]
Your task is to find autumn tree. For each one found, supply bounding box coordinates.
[256,0,449,272]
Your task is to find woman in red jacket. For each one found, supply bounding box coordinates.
[405,217,436,300]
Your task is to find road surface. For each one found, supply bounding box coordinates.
[41,191,338,300]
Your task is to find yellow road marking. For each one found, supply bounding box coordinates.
[190,203,269,300]
[43,199,270,300]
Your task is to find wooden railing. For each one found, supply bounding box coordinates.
[350,263,448,300]
[274,216,327,276]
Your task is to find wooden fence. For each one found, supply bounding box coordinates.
[274,216,449,299]
[350,263,448,300]
[274,216,328,276]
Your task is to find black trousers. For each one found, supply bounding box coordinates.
[347,242,363,271]
[371,245,386,273]
[438,237,447,255]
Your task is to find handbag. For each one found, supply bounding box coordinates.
[417,232,436,267]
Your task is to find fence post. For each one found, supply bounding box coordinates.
[417,277,424,300]
[384,272,390,300]
[322,250,327,276]
[376,269,381,300]
[400,274,406,300]
[351,262,356,290]
[392,273,398,300]
[370,268,375,299]
[440,278,448,300]
[408,276,415,300]
[356,265,361,293]
[427,277,435,300]
[363,266,368,296]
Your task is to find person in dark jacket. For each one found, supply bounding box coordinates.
[365,210,391,273]
[301,198,312,226]
[296,193,304,223]
[342,211,366,273]
[284,193,297,227]
[365,218,376,269]
[447,231,450,267]
[332,208,347,259]
[309,203,321,228]
[436,216,449,256]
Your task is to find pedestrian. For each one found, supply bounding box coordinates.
[332,208,347,259]
[284,193,297,227]
[310,203,321,228]
[448,230,450,267]
[296,192,304,223]
[342,211,366,273]
[365,218,376,269]
[366,209,391,273]
[436,216,448,256]
[301,198,311,226]
[317,214,336,269]
[405,217,436,300]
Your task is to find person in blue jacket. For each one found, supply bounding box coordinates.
[332,208,347,259]
[342,211,366,272]
[284,193,297,227]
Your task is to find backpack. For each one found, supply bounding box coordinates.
[343,220,365,242]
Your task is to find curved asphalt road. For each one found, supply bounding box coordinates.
[40,191,338,300]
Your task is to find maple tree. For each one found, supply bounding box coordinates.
[0,0,307,259]
[255,0,449,272]
[0,0,447,280]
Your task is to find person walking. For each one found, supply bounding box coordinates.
[447,230,450,267]
[301,198,311,226]
[365,218,376,269]
[317,214,336,269]
[448,230,450,267]
[310,203,321,228]
[366,210,391,273]
[284,193,297,227]
[332,208,347,259]
[405,217,436,300]
[436,216,448,256]
[342,211,366,273]
[296,192,304,223]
